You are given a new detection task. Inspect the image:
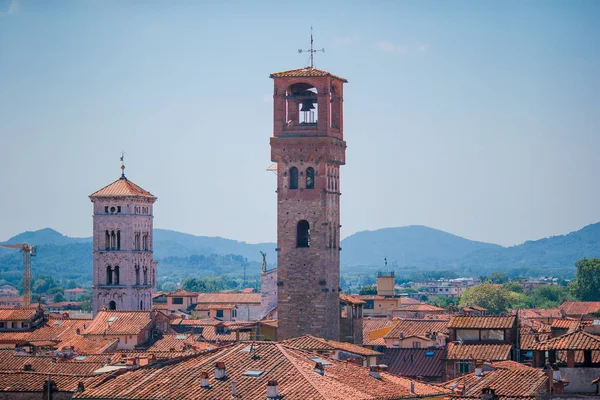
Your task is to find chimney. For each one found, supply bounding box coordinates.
[77,382,85,393]
[266,380,279,398]
[231,380,237,397]
[200,371,211,388]
[76,328,81,335]
[475,360,484,377]
[455,384,464,395]
[23,363,33,371]
[215,361,227,380]
[410,381,415,394]
[369,365,388,379]
[314,362,324,376]
[481,387,498,400]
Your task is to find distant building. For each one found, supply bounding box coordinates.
[64,288,88,301]
[0,285,19,298]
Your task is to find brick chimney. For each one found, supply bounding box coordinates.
[215,361,226,380]
[481,387,498,400]
[266,380,279,398]
[369,365,388,379]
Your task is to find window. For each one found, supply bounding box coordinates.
[140,300,143,310]
[456,329,480,341]
[364,300,374,309]
[109,301,116,311]
[173,298,184,305]
[116,230,121,250]
[459,361,471,374]
[481,329,505,341]
[106,266,113,285]
[105,206,109,213]
[216,325,225,334]
[296,220,310,248]
[105,231,110,250]
[135,266,140,285]
[412,341,421,348]
[232,309,237,318]
[114,266,120,285]
[216,309,224,318]
[289,167,298,189]
[143,267,148,285]
[0,322,4,328]
[306,167,315,189]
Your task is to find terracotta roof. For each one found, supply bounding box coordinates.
[448,316,515,329]
[362,318,395,345]
[57,336,118,354]
[270,67,348,83]
[446,343,512,361]
[442,364,547,398]
[208,304,237,309]
[0,308,39,321]
[518,308,561,320]
[64,288,87,293]
[384,318,449,340]
[531,329,600,351]
[0,349,105,375]
[0,371,103,393]
[377,348,445,379]
[282,335,381,357]
[195,292,261,305]
[399,297,424,305]
[72,343,449,400]
[145,334,215,352]
[519,328,551,350]
[393,304,447,312]
[89,177,155,198]
[167,289,197,297]
[550,318,580,329]
[339,293,365,305]
[82,311,153,336]
[560,301,600,316]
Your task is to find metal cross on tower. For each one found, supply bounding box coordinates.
[298,26,324,68]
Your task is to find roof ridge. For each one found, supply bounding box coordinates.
[276,343,328,400]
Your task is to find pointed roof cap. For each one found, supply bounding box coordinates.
[270,67,347,82]
[90,176,155,199]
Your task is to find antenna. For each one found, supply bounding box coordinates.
[298,26,324,68]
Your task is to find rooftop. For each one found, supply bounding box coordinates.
[377,348,445,379]
[384,318,449,340]
[560,301,600,316]
[82,311,155,336]
[0,308,40,321]
[89,176,155,198]
[446,342,512,361]
[531,329,600,351]
[282,334,381,357]
[269,67,348,83]
[196,292,261,305]
[448,316,516,329]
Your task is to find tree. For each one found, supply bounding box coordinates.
[459,284,510,315]
[359,285,377,295]
[570,258,600,301]
[503,281,524,294]
[529,285,570,308]
[53,293,65,303]
[489,272,509,284]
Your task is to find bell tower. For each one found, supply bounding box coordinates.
[270,66,347,340]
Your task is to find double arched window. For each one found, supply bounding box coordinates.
[306,167,315,189]
[297,220,310,248]
[289,167,298,189]
[106,266,113,285]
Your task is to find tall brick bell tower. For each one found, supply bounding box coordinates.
[270,66,347,340]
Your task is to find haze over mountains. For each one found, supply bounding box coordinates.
[1,223,600,282]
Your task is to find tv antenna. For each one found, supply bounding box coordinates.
[298,26,324,68]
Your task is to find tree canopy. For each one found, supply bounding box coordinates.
[459,283,510,314]
[570,258,600,301]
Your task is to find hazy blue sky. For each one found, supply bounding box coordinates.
[1,0,599,246]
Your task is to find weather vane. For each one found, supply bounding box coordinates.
[120,151,126,178]
[298,26,324,68]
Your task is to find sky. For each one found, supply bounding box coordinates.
[0,0,599,247]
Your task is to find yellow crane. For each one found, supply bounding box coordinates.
[0,243,36,307]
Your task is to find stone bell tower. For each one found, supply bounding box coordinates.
[89,160,157,315]
[270,66,347,340]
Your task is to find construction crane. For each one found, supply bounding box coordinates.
[0,243,36,308]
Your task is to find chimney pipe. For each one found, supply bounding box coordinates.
[231,380,237,397]
[266,380,279,398]
[410,381,415,394]
[475,360,484,377]
[215,361,226,380]
[314,362,324,376]
[481,387,497,400]
[77,382,85,393]
[369,365,388,379]
[200,371,210,388]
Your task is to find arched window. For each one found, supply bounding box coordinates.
[109,300,116,311]
[116,231,121,250]
[105,231,110,250]
[140,300,143,310]
[143,267,148,285]
[135,265,140,285]
[114,266,120,285]
[306,167,315,189]
[297,220,310,248]
[106,266,112,285]
[289,167,298,189]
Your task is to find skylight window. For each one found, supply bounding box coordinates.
[425,351,435,357]
[108,316,117,322]
[53,321,62,326]
[309,357,332,366]
[175,334,187,340]
[243,370,264,377]
[75,356,86,361]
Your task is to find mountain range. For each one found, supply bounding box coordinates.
[1,223,600,284]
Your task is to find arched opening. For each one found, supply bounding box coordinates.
[143,267,148,285]
[116,231,121,250]
[113,266,120,285]
[289,167,298,189]
[105,231,110,250]
[285,83,318,127]
[140,300,143,310]
[306,167,315,189]
[106,266,112,285]
[108,300,116,311]
[297,220,310,248]
[135,265,140,285]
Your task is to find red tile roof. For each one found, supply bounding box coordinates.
[519,328,551,350]
[531,329,600,351]
[446,342,512,361]
[442,364,547,398]
[384,318,449,340]
[282,335,381,357]
[57,336,118,354]
[448,316,516,329]
[550,318,579,329]
[64,288,87,293]
[0,308,39,321]
[339,293,365,305]
[362,318,395,345]
[393,304,447,312]
[0,371,103,393]
[377,348,445,380]
[195,292,261,305]
[144,334,215,352]
[0,349,105,376]
[82,311,154,336]
[89,177,155,198]
[518,308,562,320]
[560,301,600,317]
[167,289,197,297]
[270,67,348,83]
[72,343,449,399]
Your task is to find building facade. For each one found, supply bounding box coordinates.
[89,166,157,315]
[270,67,347,340]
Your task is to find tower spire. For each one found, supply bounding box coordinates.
[120,151,126,179]
[298,25,324,68]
